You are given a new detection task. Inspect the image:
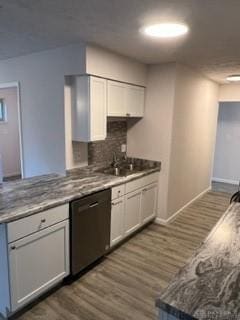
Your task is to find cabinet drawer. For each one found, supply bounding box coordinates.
[126,173,159,194]
[7,204,69,243]
[112,184,125,200]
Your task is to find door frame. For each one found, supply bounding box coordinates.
[0,81,24,178]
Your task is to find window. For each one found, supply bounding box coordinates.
[0,99,6,122]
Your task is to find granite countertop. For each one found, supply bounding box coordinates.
[0,163,160,224]
[156,202,240,320]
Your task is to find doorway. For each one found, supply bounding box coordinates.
[212,102,240,193]
[0,82,24,182]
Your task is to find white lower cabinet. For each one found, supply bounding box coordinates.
[110,197,125,246]
[110,173,159,247]
[124,189,142,236]
[141,183,158,224]
[9,220,69,312]
[0,204,69,318]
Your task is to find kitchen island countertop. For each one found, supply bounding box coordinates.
[156,201,240,320]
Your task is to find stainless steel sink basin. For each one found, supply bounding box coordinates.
[97,167,137,177]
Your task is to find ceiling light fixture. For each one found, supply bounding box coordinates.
[226,75,240,82]
[142,23,188,38]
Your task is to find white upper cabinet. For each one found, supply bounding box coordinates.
[107,80,126,116]
[90,77,107,141]
[125,85,145,117]
[72,75,107,142]
[72,76,145,142]
[107,80,145,118]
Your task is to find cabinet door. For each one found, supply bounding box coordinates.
[141,183,158,224]
[126,85,145,117]
[9,220,69,312]
[110,197,125,247]
[124,189,142,236]
[90,76,107,141]
[107,80,126,116]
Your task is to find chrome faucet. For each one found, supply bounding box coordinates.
[112,152,119,167]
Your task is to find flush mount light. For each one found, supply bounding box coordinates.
[142,23,188,38]
[226,75,240,82]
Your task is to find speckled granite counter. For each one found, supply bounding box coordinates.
[156,202,240,320]
[0,164,160,224]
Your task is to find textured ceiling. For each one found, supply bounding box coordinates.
[0,0,240,83]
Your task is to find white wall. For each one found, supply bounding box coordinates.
[0,87,21,177]
[127,63,219,221]
[167,65,219,217]
[0,43,86,177]
[127,63,177,220]
[219,84,240,102]
[86,45,147,86]
[213,102,240,184]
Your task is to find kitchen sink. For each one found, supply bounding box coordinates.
[97,167,138,177]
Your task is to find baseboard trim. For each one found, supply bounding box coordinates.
[3,172,21,178]
[212,177,239,185]
[155,186,211,225]
[155,217,168,225]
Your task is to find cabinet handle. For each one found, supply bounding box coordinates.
[112,201,121,206]
[41,218,46,223]
[89,202,99,208]
[11,245,16,250]
[126,113,131,117]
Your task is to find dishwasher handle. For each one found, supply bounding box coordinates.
[71,189,111,214]
[89,201,99,208]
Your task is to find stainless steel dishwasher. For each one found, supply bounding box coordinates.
[70,189,111,276]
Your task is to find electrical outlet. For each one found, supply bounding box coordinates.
[121,144,127,153]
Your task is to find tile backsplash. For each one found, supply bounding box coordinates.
[88,121,127,165]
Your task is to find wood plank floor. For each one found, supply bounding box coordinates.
[16,191,230,320]
[212,181,238,194]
